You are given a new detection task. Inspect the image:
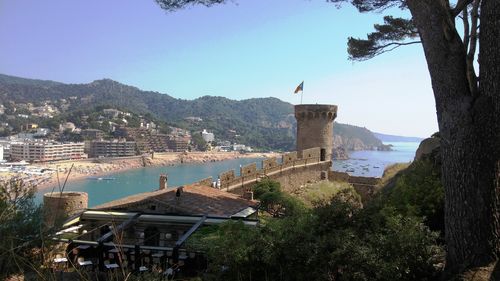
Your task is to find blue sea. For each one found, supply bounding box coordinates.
[332,142,419,177]
[36,142,419,207]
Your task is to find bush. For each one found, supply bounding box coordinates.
[0,179,43,278]
[190,188,443,281]
[382,159,444,233]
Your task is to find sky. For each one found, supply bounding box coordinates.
[0,0,438,137]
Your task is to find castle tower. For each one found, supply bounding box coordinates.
[43,191,88,227]
[295,104,338,160]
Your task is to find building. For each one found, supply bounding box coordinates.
[81,129,104,140]
[115,127,169,153]
[167,137,189,152]
[59,122,76,133]
[88,139,136,158]
[22,123,38,130]
[50,180,257,275]
[201,129,214,142]
[102,108,122,118]
[10,141,87,162]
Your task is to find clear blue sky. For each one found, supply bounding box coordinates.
[0,0,438,137]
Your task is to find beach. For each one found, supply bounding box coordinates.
[2,151,275,191]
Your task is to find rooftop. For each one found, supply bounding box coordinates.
[93,184,257,218]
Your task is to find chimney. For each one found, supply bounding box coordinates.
[242,190,254,201]
[159,174,167,190]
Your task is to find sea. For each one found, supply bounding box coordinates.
[36,142,419,207]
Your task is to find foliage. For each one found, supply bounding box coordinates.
[252,179,306,218]
[252,178,282,199]
[294,180,357,206]
[188,187,443,281]
[191,132,208,151]
[334,122,383,148]
[0,179,43,278]
[380,158,444,233]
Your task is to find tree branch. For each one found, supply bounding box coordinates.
[349,40,421,61]
[451,0,474,17]
[466,0,480,95]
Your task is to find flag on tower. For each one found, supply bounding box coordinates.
[294,81,304,94]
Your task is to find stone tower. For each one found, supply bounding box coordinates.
[295,104,338,160]
[43,191,88,227]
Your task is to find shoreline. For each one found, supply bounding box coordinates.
[29,151,276,191]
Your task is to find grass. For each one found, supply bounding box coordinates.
[377,163,410,191]
[290,180,355,207]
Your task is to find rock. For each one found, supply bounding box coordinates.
[333,146,349,160]
[415,137,440,161]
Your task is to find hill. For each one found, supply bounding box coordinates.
[373,132,424,143]
[0,73,387,152]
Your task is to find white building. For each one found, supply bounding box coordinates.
[10,141,87,162]
[201,129,215,142]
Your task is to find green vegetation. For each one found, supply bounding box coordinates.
[188,178,444,281]
[291,180,356,207]
[379,158,444,233]
[0,180,42,278]
[335,123,383,147]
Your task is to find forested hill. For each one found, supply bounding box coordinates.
[0,73,386,151]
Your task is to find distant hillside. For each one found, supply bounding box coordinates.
[373,132,424,143]
[0,73,389,152]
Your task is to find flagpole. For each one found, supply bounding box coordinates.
[301,89,303,104]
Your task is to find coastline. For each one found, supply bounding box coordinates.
[30,151,275,191]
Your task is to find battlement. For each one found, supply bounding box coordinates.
[214,147,327,190]
[294,104,338,121]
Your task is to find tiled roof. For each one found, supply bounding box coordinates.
[93,184,257,217]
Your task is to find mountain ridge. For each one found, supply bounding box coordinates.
[0,73,410,152]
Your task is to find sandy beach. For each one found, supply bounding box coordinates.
[2,151,275,191]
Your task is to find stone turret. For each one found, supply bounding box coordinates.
[295,104,338,160]
[43,191,88,227]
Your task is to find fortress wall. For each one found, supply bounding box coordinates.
[219,170,235,188]
[328,171,380,202]
[193,177,213,187]
[240,163,257,177]
[273,161,331,193]
[348,175,380,186]
[262,157,281,174]
[227,161,331,196]
[282,152,297,167]
[300,147,321,160]
[328,171,351,182]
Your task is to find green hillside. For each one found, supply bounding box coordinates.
[0,74,386,151]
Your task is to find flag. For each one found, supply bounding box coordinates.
[294,81,304,94]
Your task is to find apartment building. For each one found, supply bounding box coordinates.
[10,141,86,162]
[88,139,136,158]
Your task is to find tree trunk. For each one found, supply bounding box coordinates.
[406,0,500,276]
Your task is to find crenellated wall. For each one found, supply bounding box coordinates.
[193,147,380,203]
[214,147,330,193]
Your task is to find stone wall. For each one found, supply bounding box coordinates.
[219,170,235,188]
[262,157,280,174]
[43,192,89,227]
[328,171,380,202]
[194,177,213,187]
[240,163,257,178]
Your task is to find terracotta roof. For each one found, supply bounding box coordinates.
[93,184,257,217]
